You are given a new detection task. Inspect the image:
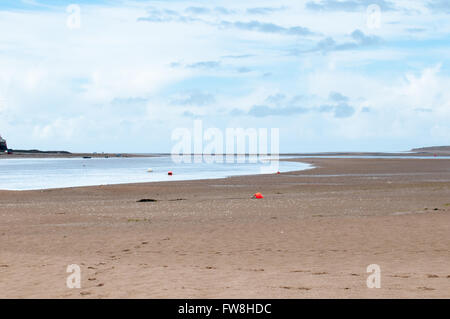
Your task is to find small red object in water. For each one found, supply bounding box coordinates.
[168,171,173,176]
[253,192,264,199]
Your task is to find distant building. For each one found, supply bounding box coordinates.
[0,135,8,151]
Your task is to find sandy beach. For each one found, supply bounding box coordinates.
[0,157,449,298]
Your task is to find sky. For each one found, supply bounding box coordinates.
[0,0,449,153]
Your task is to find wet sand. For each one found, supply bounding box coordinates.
[0,158,449,298]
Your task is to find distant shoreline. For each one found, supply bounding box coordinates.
[0,151,158,159]
[1,149,449,159]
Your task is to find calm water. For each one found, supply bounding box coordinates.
[0,156,311,191]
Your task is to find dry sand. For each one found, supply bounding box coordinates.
[0,158,449,298]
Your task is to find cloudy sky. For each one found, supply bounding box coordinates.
[0,0,449,153]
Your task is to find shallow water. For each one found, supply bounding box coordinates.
[0,156,311,191]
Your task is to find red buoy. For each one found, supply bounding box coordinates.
[276,171,281,174]
[253,192,264,199]
[168,171,173,176]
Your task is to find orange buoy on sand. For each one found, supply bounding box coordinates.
[168,171,173,176]
[253,192,264,199]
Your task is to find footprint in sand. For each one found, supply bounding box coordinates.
[427,274,439,278]
[418,287,435,291]
[390,274,410,278]
[280,286,311,291]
